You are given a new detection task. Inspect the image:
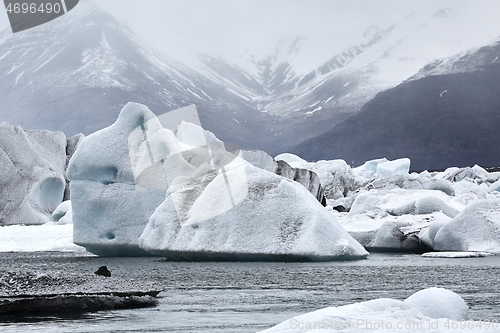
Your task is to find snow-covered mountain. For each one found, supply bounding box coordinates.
[1,1,500,156]
[293,37,500,170]
[0,3,276,151]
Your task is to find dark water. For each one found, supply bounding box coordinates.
[1,252,500,332]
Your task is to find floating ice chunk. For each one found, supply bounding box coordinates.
[370,221,423,251]
[365,175,454,196]
[434,167,460,180]
[422,251,493,258]
[175,121,220,148]
[403,287,468,321]
[349,191,388,217]
[426,219,449,245]
[310,159,355,199]
[52,200,73,225]
[433,199,500,253]
[240,149,276,173]
[415,196,459,217]
[274,152,308,169]
[419,170,432,178]
[436,165,490,184]
[275,160,325,204]
[341,189,458,251]
[259,288,471,333]
[139,162,367,261]
[376,158,410,178]
[488,179,500,192]
[353,158,389,178]
[453,180,488,199]
[275,156,356,199]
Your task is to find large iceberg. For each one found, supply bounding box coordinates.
[139,158,367,261]
[259,288,472,333]
[67,103,167,256]
[69,103,367,260]
[0,122,67,225]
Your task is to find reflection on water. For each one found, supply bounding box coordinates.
[1,252,500,332]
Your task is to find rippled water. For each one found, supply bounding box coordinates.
[1,252,500,332]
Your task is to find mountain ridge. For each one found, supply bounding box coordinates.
[292,36,500,170]
[1,1,500,158]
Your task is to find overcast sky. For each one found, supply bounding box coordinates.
[91,0,435,57]
[1,0,500,60]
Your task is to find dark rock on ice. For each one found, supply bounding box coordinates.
[94,266,111,277]
[333,205,348,213]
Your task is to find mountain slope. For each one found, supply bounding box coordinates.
[1,1,500,157]
[0,3,278,151]
[292,38,500,170]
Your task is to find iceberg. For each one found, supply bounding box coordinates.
[259,288,471,333]
[51,200,73,225]
[364,175,455,196]
[67,103,167,256]
[275,160,326,205]
[433,199,500,253]
[139,159,368,261]
[240,149,276,173]
[336,189,460,251]
[0,122,67,226]
[275,153,355,199]
[376,158,410,178]
[69,103,366,260]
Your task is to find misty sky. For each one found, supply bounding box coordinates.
[1,0,500,61]
[90,0,451,58]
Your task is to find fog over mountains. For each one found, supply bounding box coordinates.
[0,0,500,167]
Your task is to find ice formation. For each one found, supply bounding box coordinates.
[275,160,326,204]
[433,199,500,253]
[376,158,410,178]
[69,103,367,260]
[68,103,167,256]
[403,288,468,320]
[52,200,73,225]
[422,251,493,258]
[139,159,367,260]
[259,288,471,333]
[240,149,276,173]
[0,122,67,225]
[275,153,355,199]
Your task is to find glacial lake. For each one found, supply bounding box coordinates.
[1,252,500,332]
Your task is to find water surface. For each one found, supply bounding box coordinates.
[1,252,499,332]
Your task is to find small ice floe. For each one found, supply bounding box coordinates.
[421,251,494,258]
